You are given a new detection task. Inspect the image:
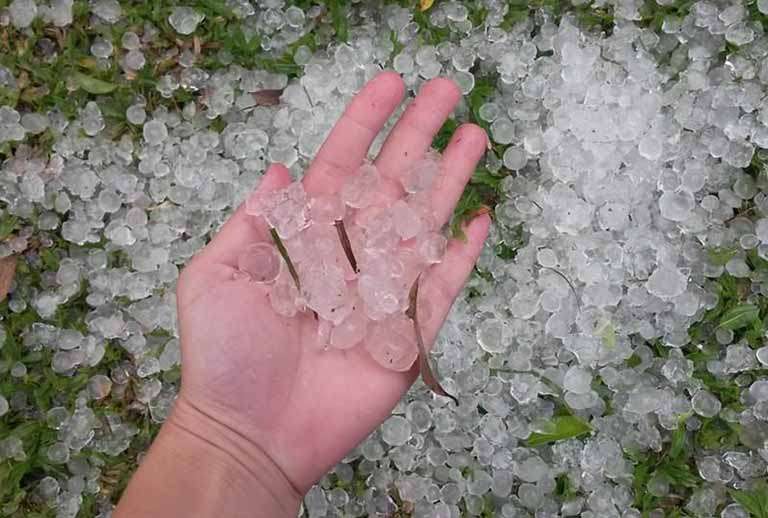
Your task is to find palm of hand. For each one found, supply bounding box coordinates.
[174,72,490,493]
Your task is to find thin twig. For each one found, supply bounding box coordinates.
[541,266,581,311]
[269,228,318,319]
[334,220,358,273]
[406,275,459,405]
[270,227,301,292]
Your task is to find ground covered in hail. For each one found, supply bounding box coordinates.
[2,0,768,517]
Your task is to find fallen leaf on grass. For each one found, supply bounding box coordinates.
[719,303,759,330]
[420,0,435,11]
[20,86,50,103]
[0,255,18,302]
[72,71,117,95]
[78,57,98,70]
[526,416,592,447]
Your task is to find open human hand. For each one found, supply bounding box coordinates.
[127,71,490,513]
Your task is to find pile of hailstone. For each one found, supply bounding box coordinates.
[240,155,447,372]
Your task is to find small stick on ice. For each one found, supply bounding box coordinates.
[541,266,581,311]
[406,275,459,405]
[334,220,359,273]
[269,227,301,292]
[269,227,318,320]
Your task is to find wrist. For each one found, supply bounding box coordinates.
[166,395,303,516]
[116,394,302,518]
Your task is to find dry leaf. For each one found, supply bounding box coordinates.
[419,0,435,11]
[406,275,458,405]
[0,255,18,302]
[252,89,284,106]
[78,56,98,70]
[72,72,117,94]
[154,48,180,74]
[44,27,65,50]
[20,85,50,103]
[16,70,30,90]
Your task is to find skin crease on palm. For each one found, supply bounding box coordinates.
[116,71,491,514]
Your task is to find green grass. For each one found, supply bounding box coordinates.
[730,481,768,518]
[639,0,696,31]
[0,256,167,514]
[747,0,768,27]
[0,0,327,158]
[627,419,703,514]
[500,0,615,33]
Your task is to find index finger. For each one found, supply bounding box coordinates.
[302,71,405,196]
